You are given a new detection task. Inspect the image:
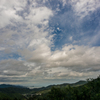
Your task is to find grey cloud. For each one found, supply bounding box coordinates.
[19,44,51,63]
[1,44,100,83]
[47,45,100,69]
[19,44,100,73]
[0,59,30,76]
[0,77,27,82]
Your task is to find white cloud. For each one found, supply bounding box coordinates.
[0,8,22,28]
[0,0,26,28]
[62,0,67,7]
[70,0,100,19]
[0,47,5,51]
[25,7,53,25]
[89,31,100,45]
[19,44,100,76]
[0,0,54,51]
[20,43,51,63]
[69,36,73,41]
[44,45,100,72]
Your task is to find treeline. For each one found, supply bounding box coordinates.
[0,87,31,94]
[0,92,25,100]
[0,76,100,100]
[28,76,100,100]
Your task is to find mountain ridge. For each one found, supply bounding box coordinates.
[0,84,26,88]
[0,80,86,89]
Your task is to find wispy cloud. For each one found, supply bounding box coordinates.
[70,0,100,19]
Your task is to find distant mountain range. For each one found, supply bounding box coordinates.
[38,80,87,90]
[61,80,87,86]
[0,80,86,89]
[0,77,99,100]
[0,84,25,88]
[0,80,87,94]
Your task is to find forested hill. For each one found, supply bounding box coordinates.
[0,80,86,100]
[0,76,100,100]
[0,80,86,93]
[28,76,100,100]
[0,84,25,88]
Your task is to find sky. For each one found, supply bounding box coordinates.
[0,0,100,87]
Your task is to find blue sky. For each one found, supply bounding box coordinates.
[0,0,100,87]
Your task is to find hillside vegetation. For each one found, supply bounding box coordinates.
[0,76,100,100]
[28,76,100,100]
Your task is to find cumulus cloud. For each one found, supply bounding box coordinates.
[48,45,100,69]
[0,0,53,49]
[0,59,30,75]
[0,0,26,28]
[0,44,100,85]
[18,44,100,80]
[25,7,53,25]
[0,0,54,85]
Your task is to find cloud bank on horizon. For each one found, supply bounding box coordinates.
[0,0,100,86]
